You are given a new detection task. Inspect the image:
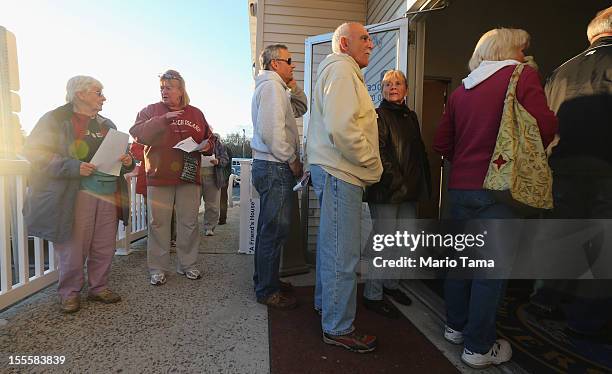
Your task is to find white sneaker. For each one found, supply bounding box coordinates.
[461,339,512,369]
[150,273,166,286]
[178,268,202,280]
[444,325,464,344]
[204,229,214,236]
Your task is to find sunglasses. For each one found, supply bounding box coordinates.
[273,58,292,65]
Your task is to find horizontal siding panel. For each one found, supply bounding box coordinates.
[263,32,309,45]
[266,5,365,21]
[264,14,361,29]
[264,23,339,36]
[266,0,366,12]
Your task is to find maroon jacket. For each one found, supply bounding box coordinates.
[130,102,212,186]
[434,65,558,189]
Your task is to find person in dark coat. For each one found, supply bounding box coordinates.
[24,75,134,313]
[532,5,612,340]
[363,70,431,318]
[218,145,233,225]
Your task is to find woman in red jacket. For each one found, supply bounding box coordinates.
[130,70,213,286]
[433,28,557,369]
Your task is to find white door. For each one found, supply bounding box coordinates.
[301,18,411,260]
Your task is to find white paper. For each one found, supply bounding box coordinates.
[173,136,209,153]
[201,154,216,167]
[89,128,130,176]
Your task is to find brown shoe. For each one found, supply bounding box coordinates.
[323,331,377,353]
[60,296,80,313]
[257,292,297,310]
[87,289,122,304]
[279,280,294,292]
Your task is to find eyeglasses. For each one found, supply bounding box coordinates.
[89,90,104,97]
[159,72,182,80]
[273,58,292,65]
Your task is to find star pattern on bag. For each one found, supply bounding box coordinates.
[493,154,507,170]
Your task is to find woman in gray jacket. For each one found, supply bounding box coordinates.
[24,76,134,313]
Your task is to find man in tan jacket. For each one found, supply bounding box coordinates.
[305,22,383,353]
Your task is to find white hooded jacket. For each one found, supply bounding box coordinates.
[251,70,307,163]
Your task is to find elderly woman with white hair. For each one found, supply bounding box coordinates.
[130,70,213,286]
[24,75,134,313]
[434,28,557,368]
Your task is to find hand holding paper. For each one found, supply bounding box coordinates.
[173,137,210,153]
[89,129,130,176]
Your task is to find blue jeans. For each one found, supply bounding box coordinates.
[311,165,363,336]
[444,189,518,354]
[251,159,295,300]
[363,202,416,301]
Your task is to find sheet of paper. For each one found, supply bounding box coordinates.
[201,154,216,167]
[173,137,210,153]
[90,128,130,176]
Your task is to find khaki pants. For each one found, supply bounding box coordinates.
[147,184,201,274]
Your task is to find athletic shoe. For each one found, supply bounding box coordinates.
[150,273,167,286]
[323,331,377,353]
[178,269,202,280]
[204,229,214,236]
[461,339,512,369]
[444,325,464,344]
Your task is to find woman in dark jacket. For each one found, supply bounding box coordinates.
[24,75,134,313]
[363,69,431,317]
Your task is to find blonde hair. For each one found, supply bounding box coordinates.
[381,70,408,101]
[587,6,612,43]
[468,28,530,71]
[160,69,190,108]
[65,75,103,103]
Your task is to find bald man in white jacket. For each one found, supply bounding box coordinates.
[250,44,307,310]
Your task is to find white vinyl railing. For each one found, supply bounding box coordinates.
[115,174,148,255]
[0,160,147,310]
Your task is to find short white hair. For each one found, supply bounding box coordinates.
[332,22,360,54]
[468,28,530,71]
[65,75,103,103]
[587,6,612,43]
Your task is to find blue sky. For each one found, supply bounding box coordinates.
[1,0,254,137]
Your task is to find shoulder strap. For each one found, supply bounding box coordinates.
[504,63,524,99]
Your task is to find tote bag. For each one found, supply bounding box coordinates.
[483,64,553,211]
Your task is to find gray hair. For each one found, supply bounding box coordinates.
[65,75,103,103]
[587,6,612,43]
[259,44,288,70]
[468,28,530,71]
[332,22,359,54]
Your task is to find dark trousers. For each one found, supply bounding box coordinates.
[445,189,519,353]
[219,183,228,223]
[535,174,612,334]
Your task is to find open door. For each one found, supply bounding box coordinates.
[301,18,411,262]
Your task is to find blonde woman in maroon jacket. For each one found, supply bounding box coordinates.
[434,28,557,369]
[130,70,213,285]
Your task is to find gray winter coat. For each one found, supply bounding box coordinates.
[23,104,134,243]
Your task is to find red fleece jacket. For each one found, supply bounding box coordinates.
[130,102,212,186]
[434,65,558,190]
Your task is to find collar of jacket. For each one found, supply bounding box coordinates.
[589,35,612,50]
[51,102,114,129]
[256,69,289,90]
[379,99,411,115]
[321,53,365,83]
